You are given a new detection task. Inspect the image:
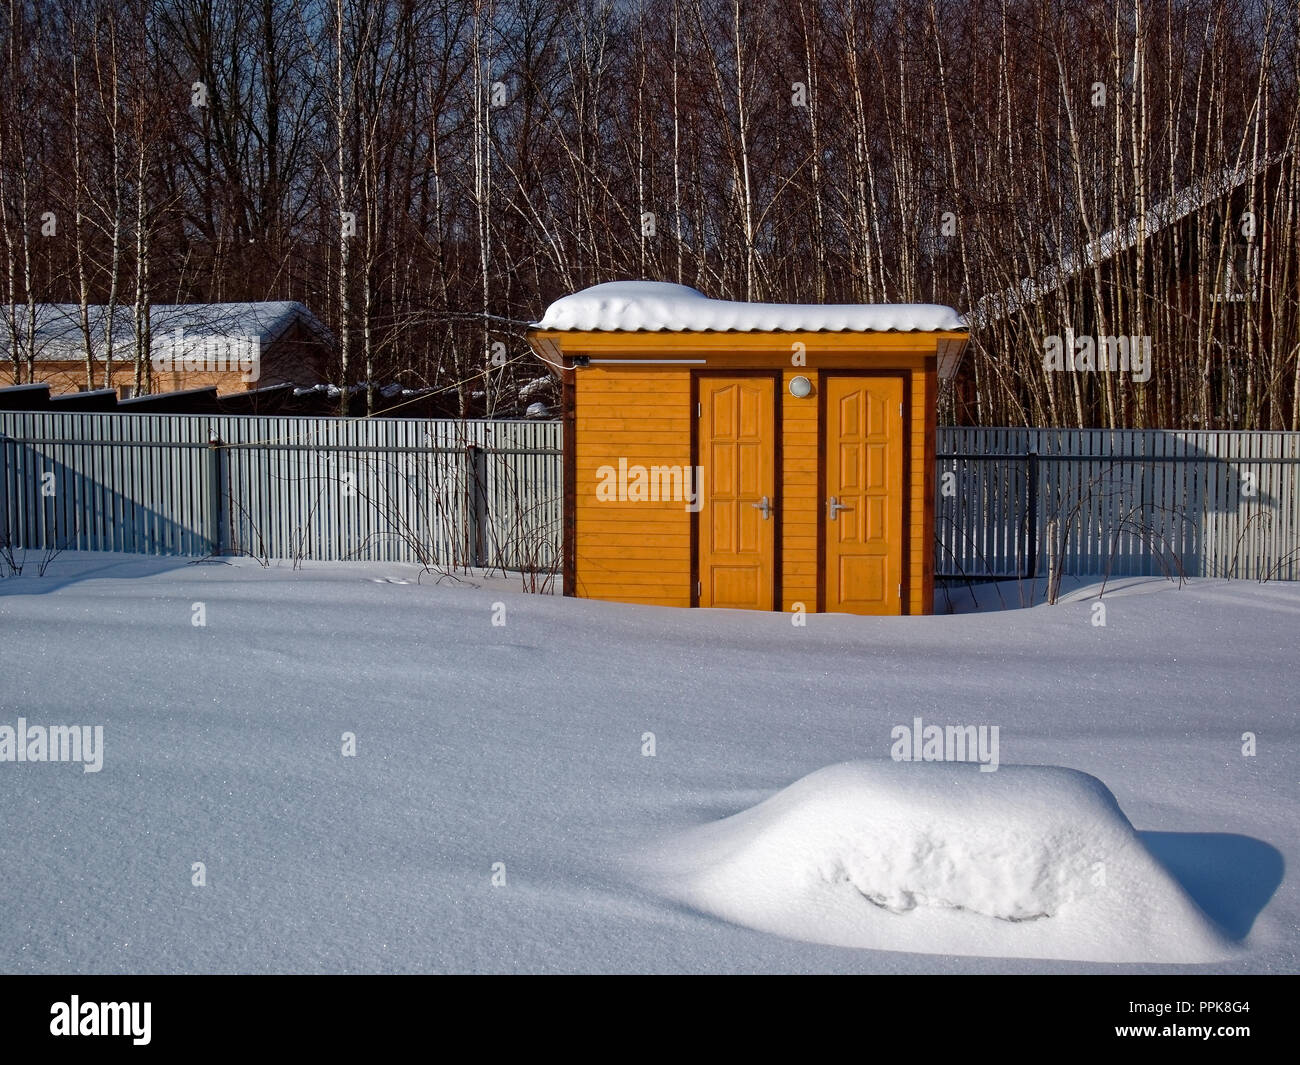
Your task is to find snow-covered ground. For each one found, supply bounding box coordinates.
[0,553,1295,973]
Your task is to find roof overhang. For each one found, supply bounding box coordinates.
[528,328,969,371]
[528,282,968,375]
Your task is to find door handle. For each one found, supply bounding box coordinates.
[751,495,773,520]
[828,496,851,520]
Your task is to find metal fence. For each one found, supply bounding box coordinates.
[0,412,562,570]
[936,428,1300,582]
[2,412,1297,582]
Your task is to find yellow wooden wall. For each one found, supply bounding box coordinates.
[780,369,819,611]
[573,367,692,605]
[567,354,942,615]
[908,367,935,615]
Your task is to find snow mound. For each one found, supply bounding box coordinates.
[631,761,1234,963]
[533,281,965,333]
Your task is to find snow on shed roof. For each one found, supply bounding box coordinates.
[533,282,965,333]
[1,301,334,361]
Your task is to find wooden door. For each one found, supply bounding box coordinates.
[698,376,776,609]
[824,376,904,614]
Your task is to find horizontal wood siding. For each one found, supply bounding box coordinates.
[781,370,819,610]
[573,367,691,605]
[922,368,937,610]
[549,332,965,615]
[908,368,934,613]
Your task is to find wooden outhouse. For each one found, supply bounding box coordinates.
[527,282,967,615]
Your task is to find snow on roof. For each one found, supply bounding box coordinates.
[533,281,965,333]
[0,301,334,361]
[971,153,1287,326]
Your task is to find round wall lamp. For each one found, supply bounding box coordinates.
[788,375,813,398]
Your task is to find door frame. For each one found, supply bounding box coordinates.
[690,370,783,610]
[817,370,911,615]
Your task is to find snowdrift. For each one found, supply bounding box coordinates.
[631,761,1234,963]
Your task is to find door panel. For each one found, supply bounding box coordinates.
[698,377,776,609]
[824,376,904,614]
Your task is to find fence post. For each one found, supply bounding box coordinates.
[465,444,488,567]
[0,432,9,552]
[208,431,226,556]
[1046,518,1060,603]
[1025,448,1039,579]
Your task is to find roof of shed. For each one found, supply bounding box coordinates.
[0,301,334,361]
[532,282,965,333]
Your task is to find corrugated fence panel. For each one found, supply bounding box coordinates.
[0,411,562,570]
[478,419,562,571]
[936,427,1300,582]
[0,411,212,556]
[2,412,1295,582]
